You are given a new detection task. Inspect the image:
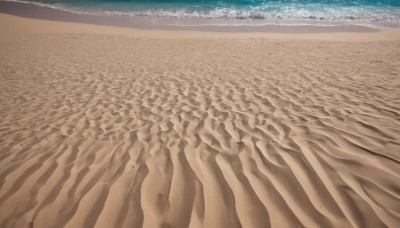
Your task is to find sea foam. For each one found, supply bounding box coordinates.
[4,0,400,28]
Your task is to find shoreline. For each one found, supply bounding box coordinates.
[0,0,389,34]
[2,12,400,41]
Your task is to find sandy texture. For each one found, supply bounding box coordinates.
[1,14,400,228]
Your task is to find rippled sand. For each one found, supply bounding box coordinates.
[1,14,400,228]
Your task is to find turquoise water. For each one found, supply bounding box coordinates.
[6,0,400,27]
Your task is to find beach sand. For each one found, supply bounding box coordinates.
[0,13,400,228]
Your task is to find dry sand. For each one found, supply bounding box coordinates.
[0,13,400,228]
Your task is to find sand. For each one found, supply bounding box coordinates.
[0,13,400,228]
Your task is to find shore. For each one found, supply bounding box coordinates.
[1,5,400,228]
[0,1,393,34]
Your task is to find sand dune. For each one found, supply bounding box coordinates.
[1,15,400,228]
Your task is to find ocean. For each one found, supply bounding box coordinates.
[4,0,400,27]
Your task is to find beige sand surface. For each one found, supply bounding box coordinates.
[0,13,400,228]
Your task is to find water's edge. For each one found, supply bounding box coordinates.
[0,1,382,33]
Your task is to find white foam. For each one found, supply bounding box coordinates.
[3,0,400,28]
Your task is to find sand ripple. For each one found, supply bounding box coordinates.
[1,34,400,227]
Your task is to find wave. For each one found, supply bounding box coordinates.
[3,0,400,27]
